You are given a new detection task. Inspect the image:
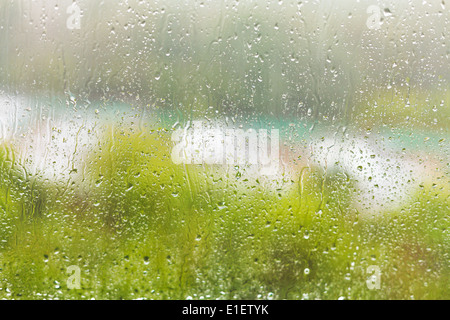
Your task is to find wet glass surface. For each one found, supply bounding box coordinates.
[0,0,448,299]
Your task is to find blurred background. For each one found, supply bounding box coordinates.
[0,0,448,300]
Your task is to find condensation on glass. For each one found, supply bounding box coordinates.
[0,0,448,300]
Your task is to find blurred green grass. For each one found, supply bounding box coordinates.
[0,123,447,300]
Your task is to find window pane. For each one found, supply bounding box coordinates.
[0,0,448,300]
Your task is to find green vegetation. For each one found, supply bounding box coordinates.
[0,123,447,300]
